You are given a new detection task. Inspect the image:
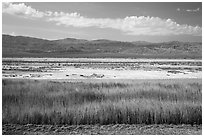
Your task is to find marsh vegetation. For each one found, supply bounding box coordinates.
[2,79,202,125]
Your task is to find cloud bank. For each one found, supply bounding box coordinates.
[3,2,202,36]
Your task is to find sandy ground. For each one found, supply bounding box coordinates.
[2,58,202,79]
[3,67,201,79]
[48,68,200,79]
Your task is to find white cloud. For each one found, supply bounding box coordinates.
[177,7,200,13]
[3,2,202,36]
[10,32,16,36]
[186,8,200,12]
[48,14,202,36]
[2,2,45,18]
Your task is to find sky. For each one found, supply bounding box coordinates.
[2,2,202,42]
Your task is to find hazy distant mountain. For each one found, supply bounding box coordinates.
[2,34,202,58]
[131,41,153,45]
[53,38,89,44]
[90,39,118,43]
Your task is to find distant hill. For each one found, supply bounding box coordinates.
[53,38,89,44]
[2,34,202,59]
[131,41,153,45]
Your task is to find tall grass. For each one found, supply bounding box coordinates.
[2,79,202,125]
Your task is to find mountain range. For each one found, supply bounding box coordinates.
[2,34,202,59]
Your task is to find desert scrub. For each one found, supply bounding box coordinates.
[2,79,202,125]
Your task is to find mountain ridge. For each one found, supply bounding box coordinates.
[2,34,202,59]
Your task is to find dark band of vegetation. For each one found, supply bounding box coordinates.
[2,79,202,125]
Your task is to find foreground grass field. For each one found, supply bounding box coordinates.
[2,79,202,125]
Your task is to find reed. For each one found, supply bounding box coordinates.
[2,79,202,125]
